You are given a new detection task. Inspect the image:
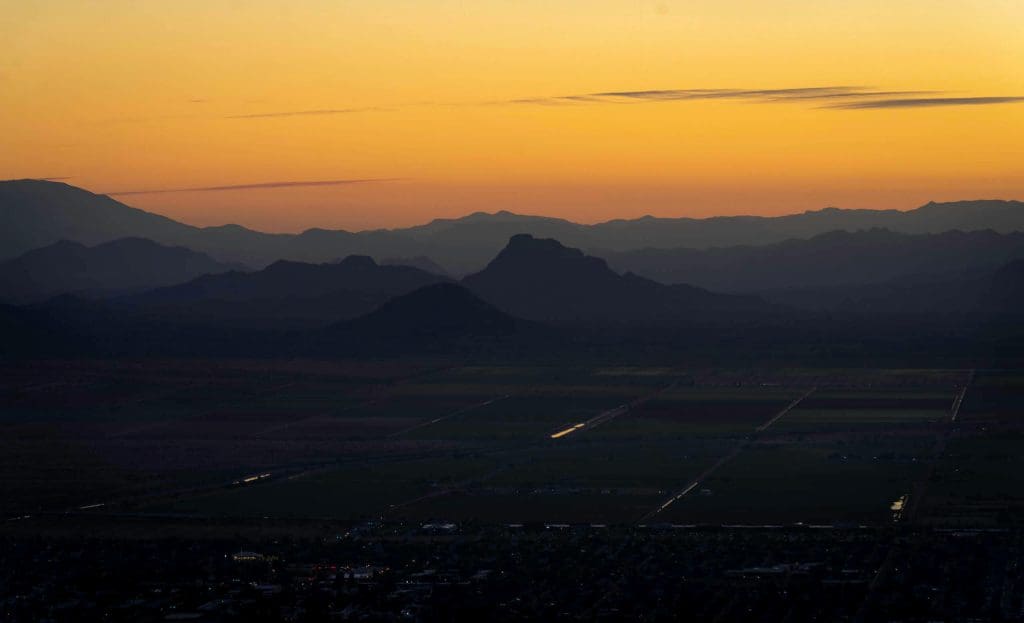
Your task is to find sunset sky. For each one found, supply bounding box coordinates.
[3,0,1023,232]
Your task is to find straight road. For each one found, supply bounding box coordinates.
[389,394,512,437]
[638,387,817,523]
[854,369,975,622]
[548,380,680,440]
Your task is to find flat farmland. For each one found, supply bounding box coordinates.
[0,359,434,515]
[5,362,1022,529]
[920,434,1024,526]
[391,438,731,523]
[592,387,802,438]
[657,437,935,525]
[956,372,1024,424]
[402,388,651,441]
[919,371,1024,527]
[395,490,663,524]
[486,440,730,490]
[151,453,503,520]
[771,389,953,435]
[419,365,683,389]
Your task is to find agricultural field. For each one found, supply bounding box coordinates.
[657,438,934,525]
[916,371,1024,526]
[5,362,1024,529]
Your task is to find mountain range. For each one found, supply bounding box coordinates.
[5,179,1024,274]
[116,255,448,329]
[2,178,1024,364]
[68,235,767,330]
[766,258,1024,315]
[3,236,1023,363]
[599,229,1024,292]
[0,237,241,304]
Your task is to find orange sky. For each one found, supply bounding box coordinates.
[2,0,1023,232]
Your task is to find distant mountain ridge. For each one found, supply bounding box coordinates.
[0,237,241,304]
[116,254,448,329]
[3,179,1024,274]
[379,256,450,276]
[598,229,1024,292]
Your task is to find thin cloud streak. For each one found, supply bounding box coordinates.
[825,96,1024,109]
[593,86,864,100]
[227,107,386,119]
[156,89,1022,123]
[105,178,404,196]
[763,90,935,101]
[502,86,1024,111]
[508,86,884,106]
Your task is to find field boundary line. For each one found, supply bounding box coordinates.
[389,394,512,437]
[755,386,817,432]
[856,369,977,621]
[638,386,816,523]
[548,380,680,440]
[949,369,974,422]
[638,447,743,523]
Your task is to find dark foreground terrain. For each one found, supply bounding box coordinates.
[5,523,1023,622]
[3,361,1024,620]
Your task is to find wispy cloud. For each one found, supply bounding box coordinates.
[500,87,1024,111]
[592,86,866,101]
[157,88,1024,123]
[763,90,935,101]
[226,107,386,119]
[505,86,884,106]
[104,178,403,196]
[825,96,1024,110]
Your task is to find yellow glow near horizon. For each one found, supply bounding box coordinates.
[2,0,1022,231]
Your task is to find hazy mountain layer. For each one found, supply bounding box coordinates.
[0,237,241,304]
[598,229,1024,292]
[4,179,1023,274]
[117,255,449,329]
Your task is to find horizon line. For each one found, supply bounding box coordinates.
[3,179,1019,235]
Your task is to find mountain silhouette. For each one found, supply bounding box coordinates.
[989,259,1024,310]
[315,283,533,355]
[0,237,241,304]
[599,229,1024,292]
[766,258,1024,316]
[342,282,519,336]
[1,180,195,261]
[461,234,769,326]
[119,255,448,328]
[379,255,450,276]
[5,180,1024,274]
[0,180,424,267]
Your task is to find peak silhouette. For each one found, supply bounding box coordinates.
[316,283,529,355]
[463,235,767,326]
